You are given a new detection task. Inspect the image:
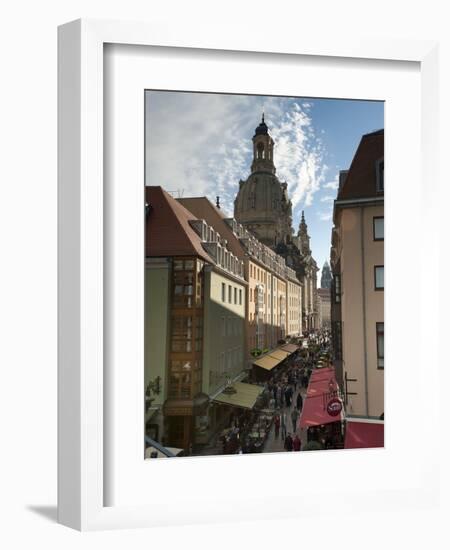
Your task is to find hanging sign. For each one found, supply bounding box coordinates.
[326,397,342,416]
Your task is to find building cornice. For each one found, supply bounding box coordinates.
[334,196,384,208]
[206,263,248,286]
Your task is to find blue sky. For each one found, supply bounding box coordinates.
[145,91,384,281]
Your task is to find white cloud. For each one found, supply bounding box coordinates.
[146,92,328,222]
[317,209,333,221]
[323,175,339,190]
[146,92,265,217]
[268,103,327,218]
[320,195,335,202]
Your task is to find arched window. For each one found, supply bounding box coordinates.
[257,142,264,160]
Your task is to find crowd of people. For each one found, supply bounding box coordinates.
[262,330,332,453]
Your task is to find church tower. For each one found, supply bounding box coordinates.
[234,115,292,247]
[251,114,276,175]
[297,211,311,255]
[233,114,320,331]
[320,261,332,289]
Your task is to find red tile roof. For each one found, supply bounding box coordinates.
[177,197,245,259]
[145,186,213,263]
[338,129,384,201]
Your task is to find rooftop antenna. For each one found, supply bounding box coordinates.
[166,189,185,198]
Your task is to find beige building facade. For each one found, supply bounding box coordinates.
[287,273,302,337]
[177,197,303,363]
[330,130,384,419]
[145,187,247,450]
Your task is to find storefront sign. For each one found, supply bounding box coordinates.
[326,397,342,416]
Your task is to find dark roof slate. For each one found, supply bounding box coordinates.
[338,129,384,201]
[145,186,213,263]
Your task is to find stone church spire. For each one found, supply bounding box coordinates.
[297,210,311,254]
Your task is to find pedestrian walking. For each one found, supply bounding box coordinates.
[274,413,280,438]
[296,391,303,411]
[284,386,292,407]
[284,433,293,451]
[301,368,308,388]
[291,407,299,432]
[281,412,287,440]
[276,384,282,408]
[293,434,301,451]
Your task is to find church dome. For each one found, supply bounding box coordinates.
[234,115,293,247]
[235,172,285,221]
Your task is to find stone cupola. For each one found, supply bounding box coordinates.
[234,115,292,247]
[251,114,276,175]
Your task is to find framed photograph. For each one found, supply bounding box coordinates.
[58,19,440,530]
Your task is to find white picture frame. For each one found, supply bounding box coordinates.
[58,18,440,531]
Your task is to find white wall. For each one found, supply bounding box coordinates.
[1,0,449,548]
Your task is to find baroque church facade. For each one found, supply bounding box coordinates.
[234,115,319,330]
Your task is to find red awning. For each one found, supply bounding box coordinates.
[309,367,335,379]
[344,421,384,449]
[299,394,344,428]
[307,377,339,398]
[300,365,343,429]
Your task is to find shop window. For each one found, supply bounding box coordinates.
[168,417,185,446]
